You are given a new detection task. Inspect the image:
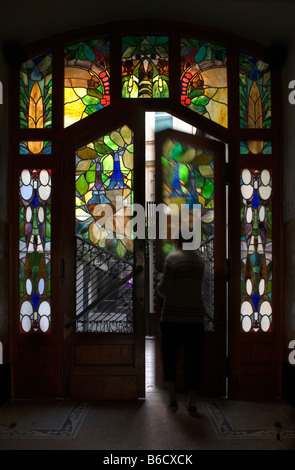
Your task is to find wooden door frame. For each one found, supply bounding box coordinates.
[8,20,283,400]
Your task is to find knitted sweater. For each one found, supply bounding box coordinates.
[157,249,206,324]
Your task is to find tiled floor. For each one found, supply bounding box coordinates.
[0,337,294,452]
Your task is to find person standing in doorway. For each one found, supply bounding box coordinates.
[157,233,206,417]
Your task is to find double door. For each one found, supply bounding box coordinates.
[63,115,227,400]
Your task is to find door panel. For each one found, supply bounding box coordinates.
[154,129,227,397]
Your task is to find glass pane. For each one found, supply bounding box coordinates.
[159,135,215,325]
[239,53,271,129]
[75,126,134,333]
[160,136,214,249]
[240,141,272,155]
[75,125,134,260]
[240,169,272,333]
[20,141,52,155]
[122,36,169,98]
[180,39,228,128]
[64,38,110,127]
[19,169,52,333]
[20,53,52,129]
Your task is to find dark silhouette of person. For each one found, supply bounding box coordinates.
[157,233,206,416]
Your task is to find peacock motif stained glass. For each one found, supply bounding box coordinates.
[75,125,134,260]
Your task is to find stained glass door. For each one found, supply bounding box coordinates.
[154,129,227,396]
[61,113,146,401]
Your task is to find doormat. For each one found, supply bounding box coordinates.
[202,399,295,440]
[0,400,90,439]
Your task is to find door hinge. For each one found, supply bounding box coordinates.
[224,161,230,185]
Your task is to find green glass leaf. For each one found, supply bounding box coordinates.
[76,174,89,196]
[77,147,98,160]
[188,89,204,99]
[194,96,210,107]
[179,163,189,182]
[86,163,96,183]
[194,45,207,63]
[82,95,100,106]
[194,170,204,188]
[202,178,214,199]
[94,140,112,155]
[116,240,126,258]
[170,142,184,161]
[88,88,103,99]
[191,102,207,115]
[199,164,213,178]
[84,44,96,62]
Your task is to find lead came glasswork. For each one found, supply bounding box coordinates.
[20,141,52,155]
[122,36,169,98]
[160,136,215,325]
[64,39,110,127]
[20,53,52,129]
[161,136,214,251]
[15,27,279,344]
[180,39,228,128]
[239,53,271,129]
[240,141,272,155]
[19,169,52,333]
[240,168,272,333]
[75,125,134,260]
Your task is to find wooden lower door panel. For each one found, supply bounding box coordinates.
[65,335,142,400]
[12,340,60,399]
[75,343,134,366]
[230,335,280,400]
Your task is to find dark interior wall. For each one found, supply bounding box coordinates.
[1,0,295,46]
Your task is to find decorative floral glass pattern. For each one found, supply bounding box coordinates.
[20,141,52,156]
[180,39,228,128]
[19,169,52,333]
[160,136,214,254]
[64,39,110,127]
[75,125,134,260]
[240,141,272,155]
[240,168,272,332]
[122,36,169,98]
[239,53,271,129]
[20,53,52,129]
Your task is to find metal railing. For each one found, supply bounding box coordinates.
[68,234,214,334]
[70,236,135,333]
